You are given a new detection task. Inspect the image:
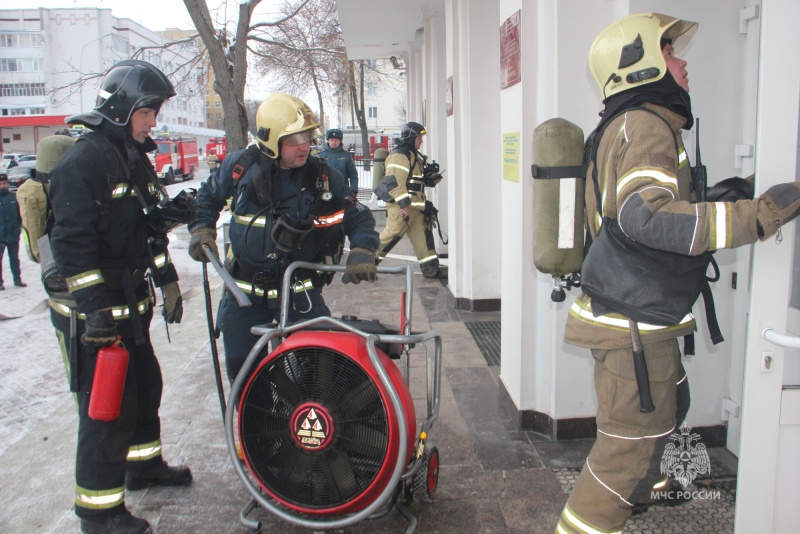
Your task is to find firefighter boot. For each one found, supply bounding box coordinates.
[423,265,448,279]
[80,508,152,534]
[125,460,193,491]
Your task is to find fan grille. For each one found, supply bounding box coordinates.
[240,346,390,509]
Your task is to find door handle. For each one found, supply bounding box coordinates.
[762,328,800,349]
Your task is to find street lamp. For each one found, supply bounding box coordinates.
[79,33,114,112]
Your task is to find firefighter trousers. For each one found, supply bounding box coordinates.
[51,305,165,519]
[217,286,330,382]
[557,338,690,533]
[376,203,439,276]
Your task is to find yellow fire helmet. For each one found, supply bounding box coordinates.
[255,93,320,158]
[588,13,698,101]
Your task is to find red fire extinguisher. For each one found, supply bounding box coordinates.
[88,339,129,422]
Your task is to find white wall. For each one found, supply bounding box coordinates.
[443,0,502,308]
[343,0,760,436]
[495,0,755,430]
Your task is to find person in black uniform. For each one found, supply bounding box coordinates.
[48,60,194,534]
[188,92,379,382]
[317,128,359,195]
[0,173,25,289]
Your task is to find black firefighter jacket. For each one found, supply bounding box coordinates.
[48,127,178,316]
[189,150,378,274]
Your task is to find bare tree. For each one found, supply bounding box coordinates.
[182,0,310,151]
[249,0,345,132]
[52,0,406,161]
[249,0,404,167]
[346,60,370,169]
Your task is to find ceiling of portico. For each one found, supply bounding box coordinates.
[335,0,441,60]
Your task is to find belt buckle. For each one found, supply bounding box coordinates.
[252,270,280,291]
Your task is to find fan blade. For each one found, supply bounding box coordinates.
[322,448,361,499]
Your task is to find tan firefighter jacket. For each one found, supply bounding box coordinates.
[565,103,764,349]
[384,145,427,211]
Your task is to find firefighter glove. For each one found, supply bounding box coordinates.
[82,308,118,348]
[189,227,218,263]
[342,247,378,285]
[162,282,183,324]
[757,182,800,238]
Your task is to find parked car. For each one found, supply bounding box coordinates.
[1,153,23,172]
[7,165,34,191]
[17,154,36,164]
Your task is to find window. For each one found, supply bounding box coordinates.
[367,83,377,96]
[368,107,378,118]
[1,58,43,72]
[112,34,128,54]
[0,33,44,47]
[214,101,221,108]
[0,83,46,97]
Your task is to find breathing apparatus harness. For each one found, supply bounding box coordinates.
[583,106,724,356]
[226,146,346,304]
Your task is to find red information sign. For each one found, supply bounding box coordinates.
[500,10,521,89]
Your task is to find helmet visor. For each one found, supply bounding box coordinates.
[663,19,698,56]
[282,131,316,147]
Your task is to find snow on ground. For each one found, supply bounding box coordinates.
[0,173,211,456]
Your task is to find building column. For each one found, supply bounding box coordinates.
[444,0,502,311]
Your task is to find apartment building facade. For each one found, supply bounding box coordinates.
[0,8,223,155]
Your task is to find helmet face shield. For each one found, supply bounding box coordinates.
[663,19,698,57]
[589,13,697,100]
[282,131,316,147]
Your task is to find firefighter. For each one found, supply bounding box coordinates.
[375,122,446,279]
[317,128,359,195]
[48,60,193,534]
[187,93,379,381]
[558,13,800,533]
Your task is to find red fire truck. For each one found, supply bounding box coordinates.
[206,137,227,169]
[150,136,199,184]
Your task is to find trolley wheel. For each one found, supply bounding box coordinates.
[412,445,439,502]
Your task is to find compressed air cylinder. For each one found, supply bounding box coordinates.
[372,147,390,190]
[532,118,585,276]
[88,343,129,422]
